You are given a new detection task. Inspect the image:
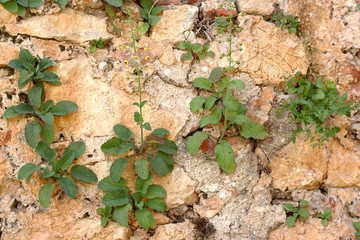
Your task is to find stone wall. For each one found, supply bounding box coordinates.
[0,0,359,239]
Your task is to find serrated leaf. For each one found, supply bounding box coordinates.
[50,101,78,116]
[146,198,167,211]
[223,91,242,112]
[57,177,77,199]
[19,70,34,88]
[215,140,236,173]
[101,137,134,156]
[19,49,35,65]
[57,0,68,8]
[38,184,54,208]
[14,103,34,114]
[313,89,325,100]
[113,203,132,227]
[27,0,42,7]
[190,96,205,114]
[104,0,122,7]
[25,121,41,148]
[229,80,245,90]
[3,106,21,119]
[354,222,360,230]
[64,141,85,158]
[204,96,217,110]
[208,67,223,82]
[148,14,160,26]
[193,77,212,90]
[36,141,56,161]
[101,216,109,227]
[150,152,173,177]
[140,0,152,10]
[241,121,267,140]
[286,216,296,227]
[113,124,133,141]
[71,165,98,183]
[134,159,149,180]
[41,100,54,114]
[38,57,56,71]
[135,173,152,195]
[18,163,40,181]
[233,114,251,125]
[40,124,54,144]
[146,184,166,199]
[42,168,55,178]
[56,150,75,170]
[151,128,169,138]
[102,189,130,206]
[135,209,155,229]
[8,59,25,70]
[39,112,54,125]
[110,158,128,182]
[187,132,208,156]
[98,176,127,191]
[97,207,106,215]
[28,86,43,108]
[299,200,309,208]
[156,139,177,154]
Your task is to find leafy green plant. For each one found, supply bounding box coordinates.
[18,141,98,208]
[316,208,331,227]
[97,7,177,230]
[269,11,300,34]
[276,72,360,147]
[103,0,123,7]
[186,0,266,174]
[354,222,360,239]
[177,41,215,62]
[105,3,121,34]
[0,0,42,17]
[283,200,310,227]
[4,49,78,149]
[90,37,105,53]
[53,0,69,8]
[139,0,164,28]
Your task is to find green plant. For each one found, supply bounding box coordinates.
[103,0,123,7]
[269,11,300,34]
[276,72,360,147]
[316,208,331,227]
[90,37,105,53]
[283,200,310,227]
[307,41,318,55]
[97,7,177,230]
[177,41,215,62]
[139,0,164,28]
[0,0,42,17]
[4,49,78,149]
[52,0,69,8]
[17,141,98,208]
[354,222,360,239]
[186,0,266,174]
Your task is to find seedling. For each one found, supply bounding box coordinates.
[186,0,266,174]
[0,0,42,17]
[17,141,98,208]
[269,11,300,35]
[316,208,331,227]
[283,200,310,227]
[97,7,177,230]
[90,37,104,53]
[276,72,360,147]
[177,41,215,62]
[354,222,360,239]
[140,0,164,28]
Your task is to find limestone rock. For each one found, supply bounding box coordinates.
[236,0,275,15]
[72,0,103,9]
[5,9,112,43]
[150,220,196,240]
[0,43,19,67]
[194,195,224,218]
[151,5,199,43]
[0,5,17,25]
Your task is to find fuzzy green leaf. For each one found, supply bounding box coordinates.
[25,121,41,148]
[98,176,127,191]
[135,209,155,229]
[39,112,54,125]
[104,0,122,7]
[101,216,109,227]
[190,96,205,113]
[102,189,130,206]
[3,106,21,119]
[146,184,166,199]
[298,208,310,220]
[146,198,167,211]
[38,184,54,208]
[42,168,55,178]
[56,150,75,170]
[229,80,245,90]
[208,67,223,82]
[151,128,169,138]
[18,163,40,181]
[57,177,77,199]
[192,44,202,54]
[151,152,173,177]
[187,132,208,156]
[299,200,309,208]
[40,124,54,144]
[27,0,42,7]
[156,139,177,154]
[204,96,217,110]
[110,158,128,182]
[135,173,152,195]
[286,216,296,227]
[241,121,267,140]
[36,141,56,161]
[28,86,43,108]
[321,219,328,227]
[148,15,160,26]
[19,49,35,65]
[50,101,78,116]
[113,124,133,141]
[138,21,150,34]
[177,42,187,50]
[71,165,98,183]
[40,100,54,114]
[14,103,34,114]
[57,0,68,8]
[113,203,132,226]
[215,140,236,173]
[101,137,134,156]
[64,141,86,158]
[134,158,149,180]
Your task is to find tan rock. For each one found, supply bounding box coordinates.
[194,195,224,218]
[325,139,360,188]
[0,43,19,67]
[0,5,17,25]
[5,9,112,43]
[130,229,150,240]
[72,0,103,9]
[236,0,275,15]
[151,5,199,43]
[270,133,328,191]
[150,220,196,240]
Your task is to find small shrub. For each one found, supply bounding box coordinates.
[269,11,300,34]
[283,200,310,227]
[177,41,215,62]
[316,208,331,227]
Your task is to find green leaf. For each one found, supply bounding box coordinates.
[39,112,54,125]
[36,141,56,161]
[190,96,205,114]
[38,57,56,71]
[192,44,202,54]
[283,203,295,213]
[3,106,21,119]
[203,43,210,52]
[71,165,98,183]
[187,51,192,60]
[288,27,296,34]
[134,158,149,180]
[286,216,296,227]
[223,91,242,112]
[229,80,245,90]
[50,101,78,116]
[90,45,96,53]
[110,158,128,182]
[57,177,77,199]
[354,222,360,230]
[135,173,152,195]
[140,0,153,10]
[97,207,106,215]
[298,208,310,220]
[27,0,42,7]
[18,163,40,181]
[146,184,166,199]
[28,87,43,108]
[207,51,215,58]
[42,168,55,178]
[64,141,86,158]
[321,219,328,227]
[148,15,160,26]
[101,137,134,156]
[38,184,54,208]
[135,209,155,229]
[25,121,41,148]
[19,49,35,65]
[204,96,217,110]
[98,176,127,191]
[146,198,167,211]
[180,53,187,62]
[241,121,267,140]
[193,77,212,90]
[101,216,109,227]
[113,124,133,141]
[14,103,34,114]
[102,189,130,206]
[208,67,223,82]
[156,139,177,154]
[313,89,325,100]
[8,59,25,70]
[113,203,132,226]
[18,70,34,88]
[299,200,309,208]
[233,114,251,125]
[104,0,122,7]
[40,124,54,144]
[151,128,169,138]
[138,22,150,34]
[324,208,331,219]
[56,150,75,170]
[151,152,173,177]
[198,51,206,60]
[57,0,68,8]
[41,100,54,114]
[215,140,236,173]
[177,42,187,50]
[187,132,208,156]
